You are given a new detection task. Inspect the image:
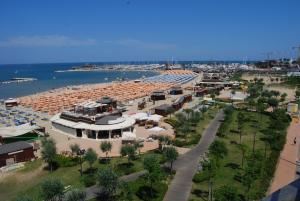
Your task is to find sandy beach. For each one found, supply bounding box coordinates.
[19,81,174,115]
[18,70,197,115]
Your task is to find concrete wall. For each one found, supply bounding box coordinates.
[52,122,77,137]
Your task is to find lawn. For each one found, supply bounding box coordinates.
[0,151,164,201]
[189,109,272,201]
[87,173,169,201]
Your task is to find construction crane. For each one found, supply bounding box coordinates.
[292,46,300,61]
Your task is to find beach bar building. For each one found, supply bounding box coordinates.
[153,104,173,116]
[151,91,166,101]
[172,94,192,110]
[51,99,136,140]
[170,86,183,95]
[4,98,19,108]
[0,141,35,167]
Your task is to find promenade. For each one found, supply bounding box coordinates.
[268,121,300,194]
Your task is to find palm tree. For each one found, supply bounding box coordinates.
[163,146,178,174]
[237,112,245,144]
[100,141,112,163]
[134,141,144,155]
[237,144,247,168]
[183,108,193,120]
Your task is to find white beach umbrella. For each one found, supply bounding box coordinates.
[148,126,166,132]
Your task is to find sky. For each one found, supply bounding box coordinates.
[0,0,299,64]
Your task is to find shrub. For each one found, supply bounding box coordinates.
[189,135,201,145]
[172,139,186,147]
[53,155,78,167]
[193,172,210,183]
[164,118,180,128]
[81,175,96,187]
[136,186,158,200]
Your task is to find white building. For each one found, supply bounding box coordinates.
[50,98,136,140]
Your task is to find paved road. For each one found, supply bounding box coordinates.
[163,110,224,201]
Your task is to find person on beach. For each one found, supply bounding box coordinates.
[294,137,297,145]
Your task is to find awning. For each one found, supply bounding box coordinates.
[0,123,40,138]
[122,131,136,141]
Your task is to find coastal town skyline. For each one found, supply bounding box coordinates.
[0,0,300,64]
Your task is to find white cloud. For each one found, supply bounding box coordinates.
[0,35,96,47]
[105,39,177,50]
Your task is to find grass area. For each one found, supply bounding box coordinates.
[19,159,43,173]
[189,109,272,201]
[0,151,164,201]
[87,172,169,201]
[172,106,219,148]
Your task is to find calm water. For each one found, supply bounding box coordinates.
[0,63,158,99]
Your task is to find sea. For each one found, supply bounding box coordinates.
[0,63,159,99]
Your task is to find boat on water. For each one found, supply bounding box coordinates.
[1,77,37,84]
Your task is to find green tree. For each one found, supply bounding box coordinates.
[214,185,239,201]
[209,140,228,163]
[120,144,136,164]
[100,141,112,163]
[267,97,279,110]
[118,181,134,201]
[157,135,171,151]
[280,93,287,102]
[41,138,57,172]
[40,178,64,201]
[163,146,179,173]
[64,189,86,201]
[256,99,267,149]
[248,98,256,110]
[98,168,119,200]
[270,90,280,98]
[183,108,193,119]
[84,148,98,169]
[261,90,273,98]
[190,111,202,124]
[175,112,187,123]
[69,143,84,176]
[143,154,162,197]
[202,157,218,201]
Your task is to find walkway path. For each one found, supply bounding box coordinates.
[268,121,300,194]
[163,110,224,201]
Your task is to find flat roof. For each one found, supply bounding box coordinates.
[154,104,173,110]
[51,114,135,131]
